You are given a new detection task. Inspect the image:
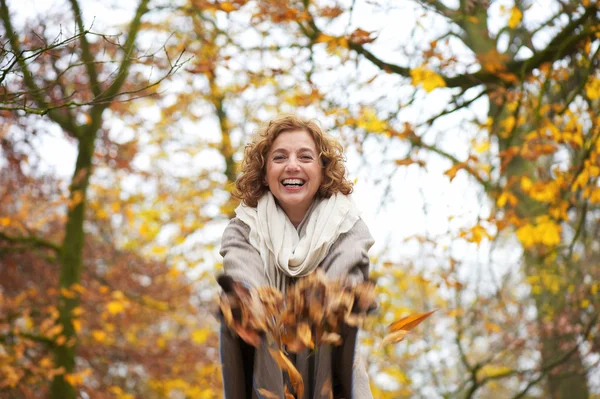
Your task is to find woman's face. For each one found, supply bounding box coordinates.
[265,129,323,221]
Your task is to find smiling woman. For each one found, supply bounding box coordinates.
[218,115,374,398]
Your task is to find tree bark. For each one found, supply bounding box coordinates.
[50,132,96,399]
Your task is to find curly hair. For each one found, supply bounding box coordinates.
[234,115,353,207]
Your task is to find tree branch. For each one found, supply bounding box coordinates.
[347,5,598,89]
[68,0,101,98]
[89,0,150,123]
[0,231,61,253]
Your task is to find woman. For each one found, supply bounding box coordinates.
[219,115,374,399]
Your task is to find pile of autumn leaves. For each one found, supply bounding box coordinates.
[217,271,434,398]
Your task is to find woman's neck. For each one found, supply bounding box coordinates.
[282,205,309,227]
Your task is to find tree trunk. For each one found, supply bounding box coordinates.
[50,133,96,399]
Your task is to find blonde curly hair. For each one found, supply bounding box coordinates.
[234,115,353,207]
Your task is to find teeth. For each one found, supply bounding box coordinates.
[282,179,305,186]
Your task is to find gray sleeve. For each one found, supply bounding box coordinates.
[219,218,269,289]
[325,219,375,398]
[321,218,375,284]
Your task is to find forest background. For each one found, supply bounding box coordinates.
[1,0,599,398]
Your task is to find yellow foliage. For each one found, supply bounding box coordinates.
[459,224,493,244]
[410,67,446,92]
[508,7,522,29]
[520,176,532,191]
[64,368,92,387]
[191,328,211,345]
[528,181,559,203]
[356,107,387,133]
[516,217,561,248]
[92,330,106,342]
[60,287,77,299]
[581,299,590,308]
[382,367,410,384]
[106,300,126,315]
[220,2,236,12]
[478,364,512,378]
[474,140,490,153]
[151,246,167,255]
[109,386,135,399]
[585,77,600,100]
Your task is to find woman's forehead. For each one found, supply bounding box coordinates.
[270,130,318,151]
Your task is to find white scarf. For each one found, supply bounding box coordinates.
[235,192,360,291]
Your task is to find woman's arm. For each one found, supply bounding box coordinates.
[320,218,375,399]
[321,218,374,284]
[219,218,265,399]
[220,218,269,289]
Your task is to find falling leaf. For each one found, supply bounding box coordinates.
[380,330,409,346]
[257,388,280,399]
[389,309,437,332]
[269,349,304,399]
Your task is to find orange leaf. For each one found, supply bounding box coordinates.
[269,348,304,399]
[389,309,437,332]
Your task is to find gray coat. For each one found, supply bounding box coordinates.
[219,216,375,399]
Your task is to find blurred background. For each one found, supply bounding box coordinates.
[1,0,599,398]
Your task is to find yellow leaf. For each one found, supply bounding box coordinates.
[151,246,167,255]
[191,329,210,345]
[410,67,446,92]
[315,33,335,43]
[0,217,10,226]
[479,365,512,378]
[383,368,410,383]
[474,141,490,153]
[220,2,236,12]
[585,77,600,100]
[484,323,502,333]
[516,224,536,248]
[71,307,84,317]
[106,301,125,315]
[92,330,106,342]
[581,299,590,308]
[60,288,77,299]
[508,7,522,29]
[520,176,532,191]
[73,319,81,333]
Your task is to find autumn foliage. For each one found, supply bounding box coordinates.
[2,0,600,398]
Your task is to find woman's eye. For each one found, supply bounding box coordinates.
[300,155,313,160]
[273,155,286,161]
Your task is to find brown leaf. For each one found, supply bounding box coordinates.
[380,329,409,347]
[297,322,314,349]
[256,388,279,399]
[349,28,377,45]
[269,348,304,399]
[389,309,437,332]
[219,294,234,326]
[233,325,261,347]
[321,376,333,398]
[320,332,342,346]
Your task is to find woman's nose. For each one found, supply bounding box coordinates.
[285,158,300,171]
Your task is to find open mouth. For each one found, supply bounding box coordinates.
[281,178,306,188]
